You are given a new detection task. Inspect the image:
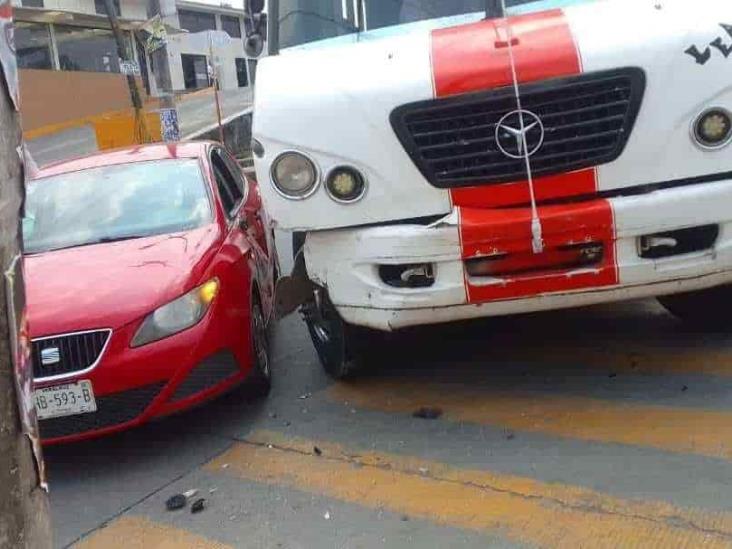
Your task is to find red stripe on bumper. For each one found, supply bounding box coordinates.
[461,200,618,302]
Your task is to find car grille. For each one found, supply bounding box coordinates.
[39,382,165,440]
[32,330,111,380]
[390,68,645,189]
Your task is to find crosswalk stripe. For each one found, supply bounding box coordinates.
[207,430,732,548]
[329,380,732,460]
[73,516,231,549]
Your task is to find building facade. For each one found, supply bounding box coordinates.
[12,0,258,131]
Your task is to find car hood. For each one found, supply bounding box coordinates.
[26,225,221,337]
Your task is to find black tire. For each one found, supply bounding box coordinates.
[248,294,272,396]
[658,284,732,326]
[302,291,385,380]
[292,232,387,379]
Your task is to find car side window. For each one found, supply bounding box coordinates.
[211,150,243,217]
[221,150,248,201]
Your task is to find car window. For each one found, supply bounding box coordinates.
[221,150,248,201]
[211,150,244,217]
[24,159,212,254]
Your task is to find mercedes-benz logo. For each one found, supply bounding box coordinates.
[495,109,545,159]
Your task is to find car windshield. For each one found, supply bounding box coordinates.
[279,0,597,49]
[23,159,213,254]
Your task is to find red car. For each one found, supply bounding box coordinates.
[24,142,277,444]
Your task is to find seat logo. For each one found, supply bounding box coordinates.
[41,347,61,366]
[495,109,545,159]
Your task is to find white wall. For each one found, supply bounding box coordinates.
[167,30,250,91]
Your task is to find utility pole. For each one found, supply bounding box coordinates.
[0,3,52,547]
[148,0,181,142]
[103,0,150,142]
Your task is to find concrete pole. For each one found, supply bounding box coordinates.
[104,0,143,110]
[149,0,181,141]
[0,37,52,549]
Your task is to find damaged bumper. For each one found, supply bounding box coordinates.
[302,178,732,331]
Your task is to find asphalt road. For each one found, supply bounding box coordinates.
[44,236,732,548]
[26,88,253,167]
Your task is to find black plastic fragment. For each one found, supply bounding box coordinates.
[166,494,186,511]
[191,498,206,514]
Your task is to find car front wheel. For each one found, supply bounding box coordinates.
[248,295,271,396]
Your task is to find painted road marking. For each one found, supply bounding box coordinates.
[207,431,732,548]
[74,516,231,549]
[329,380,732,460]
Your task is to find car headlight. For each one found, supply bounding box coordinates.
[271,152,319,199]
[131,279,220,347]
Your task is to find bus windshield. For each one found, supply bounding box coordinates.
[278,0,597,49]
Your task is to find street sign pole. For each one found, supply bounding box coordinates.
[104,0,150,142]
[149,0,180,142]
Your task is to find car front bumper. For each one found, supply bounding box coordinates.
[305,178,732,331]
[37,301,253,444]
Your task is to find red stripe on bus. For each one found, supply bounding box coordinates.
[431,10,618,302]
[460,200,618,302]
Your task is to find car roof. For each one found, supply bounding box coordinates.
[35,142,215,179]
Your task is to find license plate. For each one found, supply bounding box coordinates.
[34,380,97,420]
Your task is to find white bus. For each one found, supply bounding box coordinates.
[246,0,732,378]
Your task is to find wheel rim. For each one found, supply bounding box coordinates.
[252,303,270,379]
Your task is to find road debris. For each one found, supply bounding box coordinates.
[608,372,618,379]
[313,446,322,456]
[183,489,198,499]
[191,498,206,514]
[412,406,443,420]
[299,392,312,400]
[505,430,516,440]
[418,467,429,475]
[269,412,278,419]
[165,494,187,511]
[324,511,331,520]
[682,385,689,392]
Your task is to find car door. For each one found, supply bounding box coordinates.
[210,148,274,315]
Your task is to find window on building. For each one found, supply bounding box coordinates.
[221,15,242,38]
[21,0,45,8]
[55,26,128,73]
[235,58,248,87]
[181,54,210,90]
[178,9,217,33]
[15,22,53,70]
[94,0,120,16]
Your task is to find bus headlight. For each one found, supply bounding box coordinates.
[271,152,319,199]
[693,108,732,149]
[326,166,366,203]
